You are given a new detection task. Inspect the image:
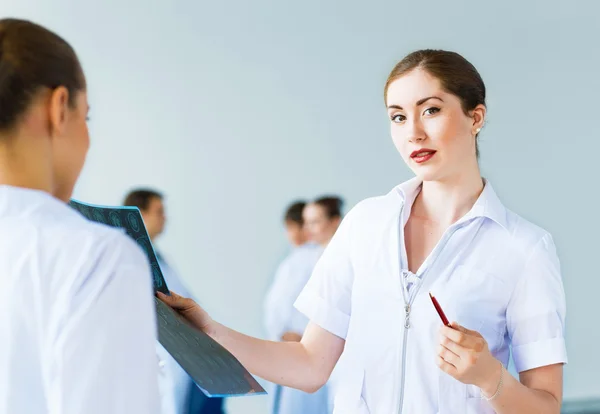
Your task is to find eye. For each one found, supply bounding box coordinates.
[391,114,406,123]
[424,107,440,116]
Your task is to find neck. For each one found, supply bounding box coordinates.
[0,136,54,194]
[413,168,484,227]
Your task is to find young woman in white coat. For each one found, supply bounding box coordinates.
[160,49,567,414]
[0,18,159,414]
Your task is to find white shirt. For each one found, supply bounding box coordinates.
[295,178,567,414]
[0,186,160,414]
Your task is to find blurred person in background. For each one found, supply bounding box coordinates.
[302,197,344,251]
[263,197,343,414]
[124,189,225,414]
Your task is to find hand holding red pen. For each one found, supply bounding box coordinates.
[430,292,502,394]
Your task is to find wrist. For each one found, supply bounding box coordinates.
[479,359,503,397]
[205,320,220,339]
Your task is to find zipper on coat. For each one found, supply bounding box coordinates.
[396,214,467,413]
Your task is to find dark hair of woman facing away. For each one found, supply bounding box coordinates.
[0,18,85,132]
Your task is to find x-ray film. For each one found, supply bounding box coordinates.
[69,200,169,294]
[155,297,265,397]
[69,199,266,397]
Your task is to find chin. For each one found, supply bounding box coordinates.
[410,165,445,182]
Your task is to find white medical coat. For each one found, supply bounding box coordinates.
[295,178,567,414]
[0,186,160,414]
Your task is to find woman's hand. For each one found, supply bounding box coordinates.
[158,292,343,393]
[436,322,502,396]
[157,291,215,335]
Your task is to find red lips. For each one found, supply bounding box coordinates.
[410,149,437,164]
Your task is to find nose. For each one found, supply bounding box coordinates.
[407,118,426,143]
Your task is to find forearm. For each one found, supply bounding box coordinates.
[482,367,561,414]
[209,322,325,393]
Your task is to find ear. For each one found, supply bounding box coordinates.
[470,104,486,134]
[47,86,70,137]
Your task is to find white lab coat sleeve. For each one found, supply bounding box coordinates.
[506,233,568,373]
[285,306,310,337]
[47,237,160,414]
[294,209,356,340]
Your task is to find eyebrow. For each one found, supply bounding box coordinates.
[387,96,444,110]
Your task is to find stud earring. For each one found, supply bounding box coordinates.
[475,127,481,134]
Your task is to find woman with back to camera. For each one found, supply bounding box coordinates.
[160,50,567,414]
[0,18,159,413]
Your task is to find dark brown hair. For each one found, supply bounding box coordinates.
[314,196,344,219]
[123,189,163,212]
[384,49,486,156]
[0,18,85,132]
[284,201,307,225]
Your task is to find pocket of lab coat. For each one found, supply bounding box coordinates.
[477,318,506,356]
[465,382,496,413]
[438,369,496,414]
[333,368,370,414]
[438,371,467,414]
[465,396,496,414]
[446,264,508,353]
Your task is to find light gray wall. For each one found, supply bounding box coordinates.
[3,1,598,412]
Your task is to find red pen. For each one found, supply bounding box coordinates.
[429,292,450,327]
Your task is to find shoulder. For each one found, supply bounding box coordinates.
[502,208,555,254]
[28,201,149,279]
[339,185,404,238]
[479,199,559,281]
[351,191,400,218]
[477,181,554,254]
[2,191,150,305]
[52,216,151,309]
[62,211,144,264]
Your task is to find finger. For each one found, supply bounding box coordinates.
[437,344,460,367]
[440,325,479,349]
[439,335,468,359]
[157,290,177,302]
[436,356,458,377]
[157,291,190,310]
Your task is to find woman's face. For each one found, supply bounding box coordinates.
[386,68,485,183]
[142,196,167,241]
[303,203,340,246]
[285,220,307,247]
